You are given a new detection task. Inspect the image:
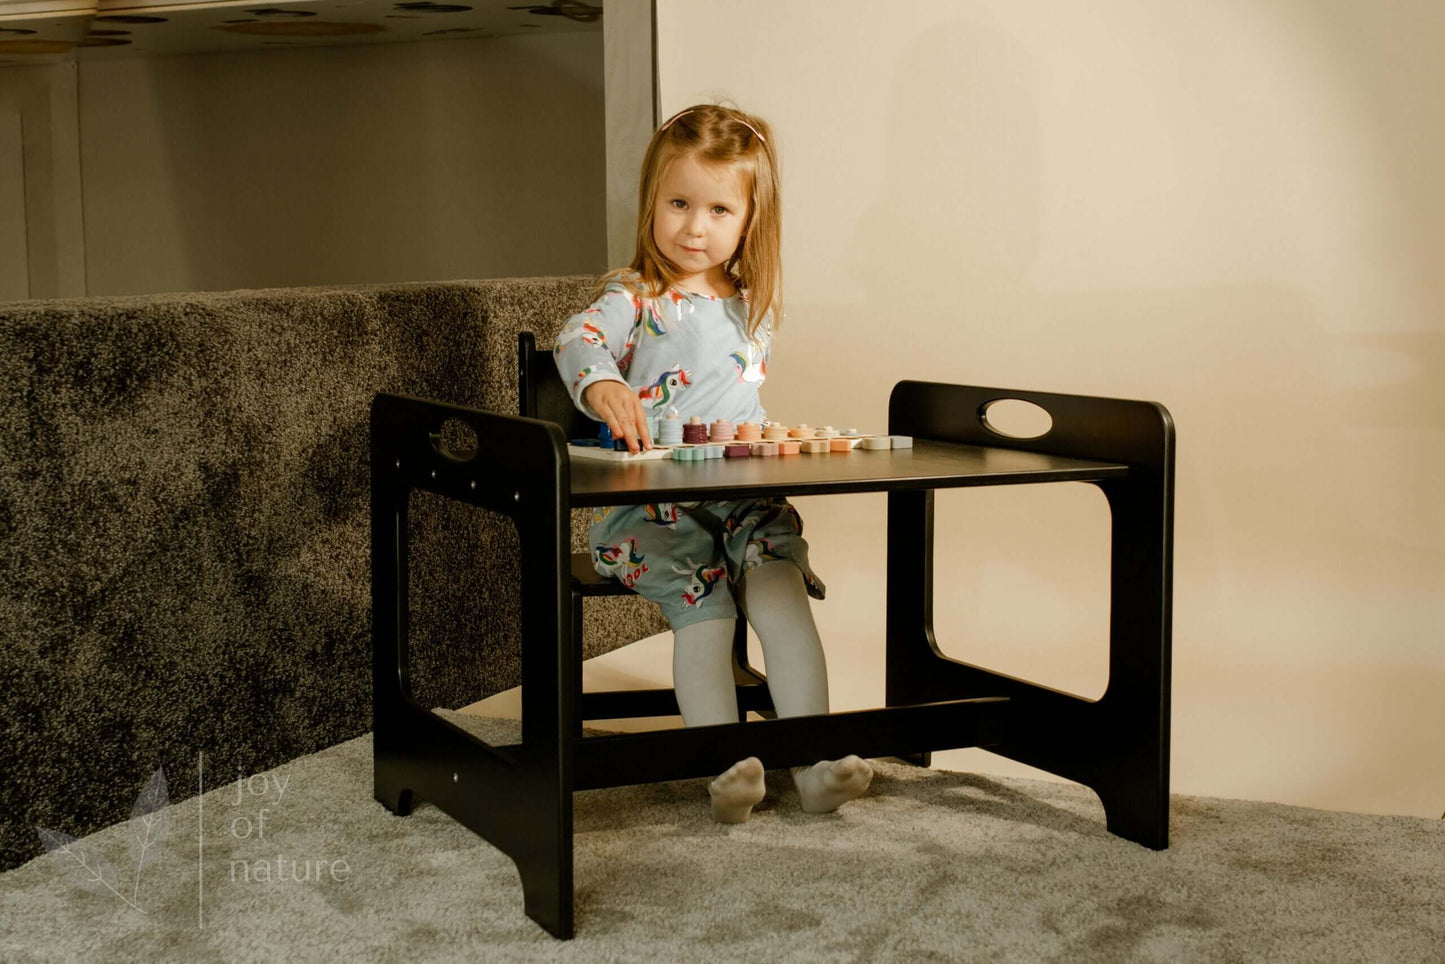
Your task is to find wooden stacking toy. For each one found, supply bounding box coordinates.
[566,418,912,463]
[657,412,684,447]
[682,416,710,444]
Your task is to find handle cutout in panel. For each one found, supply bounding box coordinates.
[430,417,479,463]
[981,398,1053,440]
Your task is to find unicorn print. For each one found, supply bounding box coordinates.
[642,301,667,336]
[743,536,787,571]
[617,335,637,374]
[638,365,692,409]
[593,538,649,588]
[729,340,766,384]
[644,503,682,528]
[571,365,599,395]
[671,558,727,607]
[663,288,696,323]
[725,503,770,539]
[555,317,607,351]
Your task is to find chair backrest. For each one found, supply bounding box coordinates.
[518,330,599,442]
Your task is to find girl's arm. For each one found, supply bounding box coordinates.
[553,282,644,422]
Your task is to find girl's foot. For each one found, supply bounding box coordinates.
[792,755,873,813]
[709,756,767,823]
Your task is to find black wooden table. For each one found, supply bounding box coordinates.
[370,380,1174,939]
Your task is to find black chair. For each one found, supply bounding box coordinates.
[516,330,776,725]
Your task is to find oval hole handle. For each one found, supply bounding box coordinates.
[980,398,1053,440]
[430,417,480,463]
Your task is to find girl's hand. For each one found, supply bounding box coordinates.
[583,380,654,453]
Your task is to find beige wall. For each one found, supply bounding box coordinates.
[0,63,85,300]
[0,101,26,299]
[656,0,1444,818]
[76,33,608,296]
[603,0,656,267]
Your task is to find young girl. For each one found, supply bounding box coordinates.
[553,103,872,825]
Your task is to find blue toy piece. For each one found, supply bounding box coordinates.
[592,420,643,451]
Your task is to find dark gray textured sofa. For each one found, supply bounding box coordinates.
[0,276,667,871]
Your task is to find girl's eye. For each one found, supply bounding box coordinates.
[667,199,729,215]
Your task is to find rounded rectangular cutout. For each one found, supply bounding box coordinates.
[981,398,1053,439]
[932,483,1110,701]
[430,417,479,463]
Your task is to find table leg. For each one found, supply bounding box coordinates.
[370,394,579,937]
[885,488,939,767]
[886,382,1173,850]
[510,505,577,938]
[372,493,417,818]
[1074,476,1171,848]
[884,482,1169,849]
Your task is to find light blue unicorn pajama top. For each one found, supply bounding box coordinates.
[553,274,826,631]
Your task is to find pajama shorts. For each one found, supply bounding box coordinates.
[588,497,826,631]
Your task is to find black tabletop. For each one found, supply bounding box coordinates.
[567,438,1128,506]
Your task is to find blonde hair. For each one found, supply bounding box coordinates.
[591,102,781,340]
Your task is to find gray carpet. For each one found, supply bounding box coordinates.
[0,277,669,872]
[2,711,1440,962]
[0,274,664,872]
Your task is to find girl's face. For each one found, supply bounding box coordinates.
[652,154,750,294]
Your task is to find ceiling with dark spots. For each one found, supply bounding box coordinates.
[0,0,601,67]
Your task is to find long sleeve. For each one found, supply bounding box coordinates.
[553,281,644,421]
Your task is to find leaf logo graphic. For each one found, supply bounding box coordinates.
[35,827,130,904]
[37,767,168,913]
[128,768,171,904]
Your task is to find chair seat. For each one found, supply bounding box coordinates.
[571,552,635,597]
